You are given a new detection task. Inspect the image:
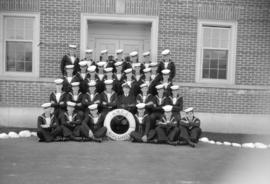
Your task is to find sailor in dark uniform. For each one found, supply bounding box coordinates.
[65,82,85,117]
[136,83,155,115]
[101,49,114,69]
[166,85,183,121]
[50,79,67,119]
[157,49,176,81]
[117,82,137,114]
[129,51,139,69]
[178,107,202,147]
[82,81,100,112]
[130,103,151,143]
[149,84,168,134]
[83,49,96,67]
[87,65,98,83]
[99,79,118,116]
[155,105,179,144]
[82,104,107,142]
[160,69,173,97]
[132,63,143,97]
[113,61,124,95]
[60,44,80,76]
[74,61,89,94]
[37,103,63,142]
[150,62,161,82]
[104,67,114,80]
[115,49,124,62]
[142,51,151,70]
[62,65,76,93]
[59,101,84,141]
[96,61,106,93]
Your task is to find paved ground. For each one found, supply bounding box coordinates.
[0,137,270,184]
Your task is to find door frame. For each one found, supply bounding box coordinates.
[80,14,159,62]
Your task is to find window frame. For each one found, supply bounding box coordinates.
[195,19,237,84]
[0,12,40,78]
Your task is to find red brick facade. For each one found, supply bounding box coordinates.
[0,0,269,115]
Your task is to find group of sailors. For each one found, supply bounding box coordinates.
[37,44,202,147]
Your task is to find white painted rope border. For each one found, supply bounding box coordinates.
[0,130,37,139]
[199,137,270,149]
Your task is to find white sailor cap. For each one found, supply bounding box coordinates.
[150,62,158,67]
[122,82,131,88]
[162,69,170,75]
[170,85,179,90]
[79,61,88,67]
[87,65,96,72]
[163,105,173,112]
[88,103,98,110]
[143,68,151,73]
[140,83,148,88]
[133,63,141,68]
[88,81,96,86]
[71,82,80,87]
[67,101,76,107]
[65,65,74,69]
[41,102,51,108]
[184,107,194,113]
[85,49,93,53]
[114,61,123,67]
[129,51,138,57]
[124,68,133,74]
[116,49,124,54]
[142,51,150,56]
[104,79,113,85]
[69,44,77,48]
[100,49,108,54]
[97,61,106,67]
[104,67,113,73]
[155,84,164,90]
[161,49,170,55]
[54,78,63,84]
[136,103,146,109]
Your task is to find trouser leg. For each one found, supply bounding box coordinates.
[155,126,168,143]
[167,126,180,142]
[130,131,143,142]
[94,127,107,138]
[190,127,202,143]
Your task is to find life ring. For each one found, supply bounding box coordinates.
[104,109,136,141]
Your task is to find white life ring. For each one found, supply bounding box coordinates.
[104,109,136,141]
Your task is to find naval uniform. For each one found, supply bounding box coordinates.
[73,72,90,94]
[60,112,87,138]
[37,113,63,142]
[82,113,107,139]
[157,60,176,81]
[178,116,202,143]
[62,76,77,93]
[49,92,67,119]
[155,115,179,143]
[130,114,151,142]
[60,54,80,76]
[165,95,183,120]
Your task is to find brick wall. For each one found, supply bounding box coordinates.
[39,0,81,78]
[158,0,270,85]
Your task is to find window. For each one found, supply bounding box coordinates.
[196,20,237,84]
[0,13,39,78]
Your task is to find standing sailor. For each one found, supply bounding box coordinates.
[62,65,76,93]
[157,49,176,81]
[60,44,80,75]
[83,49,96,67]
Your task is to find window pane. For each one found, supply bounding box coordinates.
[202,69,210,78]
[218,69,227,79]
[219,59,227,69]
[202,49,228,79]
[210,69,218,79]
[203,59,210,69]
[6,41,32,72]
[210,59,218,68]
[15,18,24,39]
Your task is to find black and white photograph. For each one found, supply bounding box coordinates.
[0,0,270,184]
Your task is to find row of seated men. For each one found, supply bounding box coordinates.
[37,79,202,147]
